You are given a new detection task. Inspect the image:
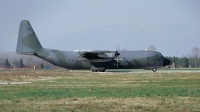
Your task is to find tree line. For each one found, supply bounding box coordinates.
[148,46,200,68]
[165,56,200,68]
[0,51,53,69]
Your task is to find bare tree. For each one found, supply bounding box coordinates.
[26,57,34,68]
[147,45,157,51]
[191,47,200,68]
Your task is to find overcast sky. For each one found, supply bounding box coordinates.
[0,0,200,57]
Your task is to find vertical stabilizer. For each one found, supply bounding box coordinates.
[16,20,42,54]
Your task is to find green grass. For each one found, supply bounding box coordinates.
[0,70,200,111]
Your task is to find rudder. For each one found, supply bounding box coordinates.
[16,20,42,54]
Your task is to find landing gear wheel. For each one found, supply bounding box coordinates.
[92,70,98,72]
[92,70,105,72]
[152,68,157,72]
[99,70,105,72]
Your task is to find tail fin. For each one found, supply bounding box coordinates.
[16,20,42,54]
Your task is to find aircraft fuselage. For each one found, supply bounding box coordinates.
[35,48,169,71]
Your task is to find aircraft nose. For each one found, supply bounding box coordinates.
[163,58,170,66]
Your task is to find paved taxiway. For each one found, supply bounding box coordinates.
[1,69,200,84]
[105,69,200,73]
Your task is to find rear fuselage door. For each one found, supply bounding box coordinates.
[67,53,77,69]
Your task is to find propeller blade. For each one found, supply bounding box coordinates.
[117,57,118,67]
[114,50,120,67]
[115,50,120,57]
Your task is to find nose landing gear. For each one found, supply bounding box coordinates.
[152,68,157,72]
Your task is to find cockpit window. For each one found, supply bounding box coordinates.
[155,53,161,57]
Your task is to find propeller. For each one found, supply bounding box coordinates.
[115,50,120,67]
[115,50,120,57]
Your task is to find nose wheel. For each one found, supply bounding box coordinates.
[152,68,157,72]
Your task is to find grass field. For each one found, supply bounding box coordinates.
[0,69,200,111]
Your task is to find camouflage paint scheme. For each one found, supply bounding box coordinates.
[16,20,170,72]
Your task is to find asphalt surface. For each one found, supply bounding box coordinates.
[1,69,200,84]
[105,69,200,73]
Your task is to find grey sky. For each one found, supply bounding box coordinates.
[0,0,200,57]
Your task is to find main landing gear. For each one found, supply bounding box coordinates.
[92,70,105,72]
[152,68,157,72]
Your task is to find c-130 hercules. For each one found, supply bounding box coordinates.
[16,20,170,72]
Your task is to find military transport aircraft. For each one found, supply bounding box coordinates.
[16,20,170,72]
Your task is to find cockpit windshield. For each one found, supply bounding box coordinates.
[155,52,162,57]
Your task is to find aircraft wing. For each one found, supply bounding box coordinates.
[81,51,112,62]
[80,51,119,62]
[81,51,105,59]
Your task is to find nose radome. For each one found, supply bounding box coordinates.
[163,58,170,66]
